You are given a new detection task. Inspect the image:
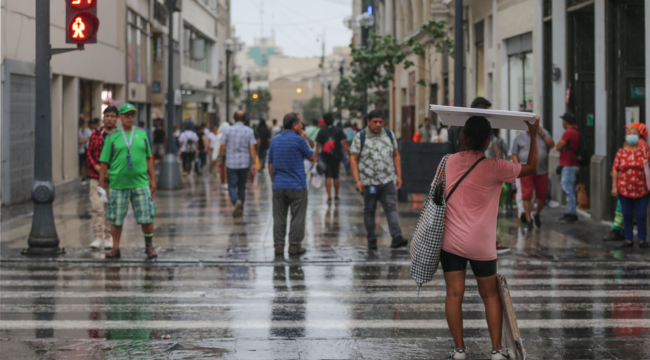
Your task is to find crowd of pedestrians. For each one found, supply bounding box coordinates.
[81,93,650,266]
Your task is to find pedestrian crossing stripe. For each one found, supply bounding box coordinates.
[1,319,649,330]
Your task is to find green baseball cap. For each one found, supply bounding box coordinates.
[119,103,138,114]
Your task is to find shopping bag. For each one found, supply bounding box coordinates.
[497,273,526,360]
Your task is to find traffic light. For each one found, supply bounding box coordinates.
[66,0,100,44]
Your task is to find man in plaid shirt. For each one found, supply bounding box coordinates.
[87,106,118,250]
[218,110,259,217]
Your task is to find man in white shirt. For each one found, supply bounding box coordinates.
[178,124,199,176]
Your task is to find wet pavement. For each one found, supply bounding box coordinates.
[2,170,650,359]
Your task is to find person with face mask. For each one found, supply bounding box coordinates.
[611,125,650,248]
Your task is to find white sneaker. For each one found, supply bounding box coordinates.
[104,238,113,249]
[90,238,103,249]
[491,349,511,359]
[451,347,468,359]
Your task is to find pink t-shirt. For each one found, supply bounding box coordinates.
[441,151,521,261]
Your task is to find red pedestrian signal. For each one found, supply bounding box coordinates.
[66,0,100,44]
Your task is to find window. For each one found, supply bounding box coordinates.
[505,33,534,112]
[508,52,534,112]
[127,10,152,83]
[184,25,214,73]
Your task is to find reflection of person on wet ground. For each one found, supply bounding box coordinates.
[271,265,306,338]
[442,115,540,360]
[268,113,317,256]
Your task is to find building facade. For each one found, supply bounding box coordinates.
[2,0,128,205]
[361,0,649,220]
[179,0,220,127]
[0,0,223,205]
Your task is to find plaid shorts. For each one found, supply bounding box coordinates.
[107,187,156,226]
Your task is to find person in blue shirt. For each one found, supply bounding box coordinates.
[268,113,318,257]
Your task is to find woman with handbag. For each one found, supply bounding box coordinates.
[611,125,650,249]
[443,116,540,360]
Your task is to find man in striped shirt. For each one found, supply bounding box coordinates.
[268,113,317,256]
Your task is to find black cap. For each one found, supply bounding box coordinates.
[560,112,576,124]
[470,97,492,109]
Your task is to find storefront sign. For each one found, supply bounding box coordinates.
[632,85,645,99]
[625,106,640,126]
[152,81,161,94]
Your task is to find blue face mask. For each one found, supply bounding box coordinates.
[626,134,639,145]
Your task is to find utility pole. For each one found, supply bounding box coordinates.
[225,48,232,123]
[246,71,251,120]
[24,0,63,255]
[159,0,183,190]
[321,28,326,114]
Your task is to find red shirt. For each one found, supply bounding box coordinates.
[559,126,580,166]
[86,128,109,180]
[613,147,650,198]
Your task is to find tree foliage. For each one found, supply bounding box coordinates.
[333,20,454,119]
[250,89,272,116]
[302,96,324,123]
[232,73,243,100]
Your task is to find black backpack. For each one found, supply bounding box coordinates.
[359,128,395,156]
[566,128,589,166]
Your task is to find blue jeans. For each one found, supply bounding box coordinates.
[227,168,248,206]
[619,193,649,243]
[561,166,579,215]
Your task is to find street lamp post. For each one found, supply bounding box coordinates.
[224,39,242,124]
[159,0,183,190]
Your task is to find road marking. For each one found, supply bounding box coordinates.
[2,302,649,313]
[2,278,650,287]
[1,319,649,330]
[2,290,650,299]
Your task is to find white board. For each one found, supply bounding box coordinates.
[430,105,536,131]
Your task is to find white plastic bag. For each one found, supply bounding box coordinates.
[311,172,323,189]
[97,187,108,203]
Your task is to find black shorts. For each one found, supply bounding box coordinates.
[79,153,87,170]
[325,161,340,179]
[440,250,497,278]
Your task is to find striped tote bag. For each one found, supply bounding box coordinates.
[410,155,450,293]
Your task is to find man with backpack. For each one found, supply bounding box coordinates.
[178,123,199,176]
[349,109,408,250]
[556,112,581,223]
[315,113,349,203]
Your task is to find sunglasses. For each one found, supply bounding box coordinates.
[122,112,136,118]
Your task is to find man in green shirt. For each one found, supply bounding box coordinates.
[350,109,408,250]
[99,103,157,259]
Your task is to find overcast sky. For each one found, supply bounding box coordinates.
[232,0,354,58]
